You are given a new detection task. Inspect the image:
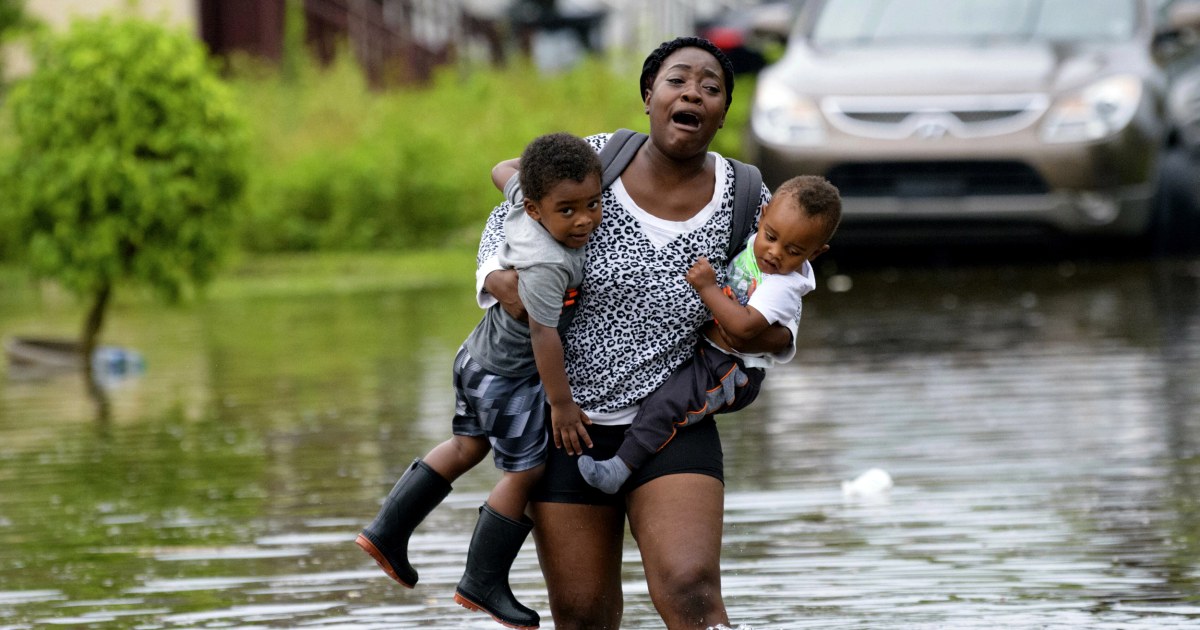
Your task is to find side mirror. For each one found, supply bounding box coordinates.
[1154,0,1200,54]
[750,2,799,41]
[1166,0,1200,31]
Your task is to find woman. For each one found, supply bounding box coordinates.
[479,37,794,629]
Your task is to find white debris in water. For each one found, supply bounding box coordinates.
[707,625,755,630]
[841,468,893,497]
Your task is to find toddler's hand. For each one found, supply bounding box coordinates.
[551,403,593,456]
[686,257,718,290]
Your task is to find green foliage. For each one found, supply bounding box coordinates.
[230,52,652,252]
[0,0,28,89]
[0,0,25,42]
[0,111,18,260]
[7,16,247,301]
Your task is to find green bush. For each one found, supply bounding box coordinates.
[7,16,247,361]
[231,52,660,252]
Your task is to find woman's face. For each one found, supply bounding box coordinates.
[644,47,728,159]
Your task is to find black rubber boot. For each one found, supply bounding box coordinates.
[355,458,452,588]
[453,503,540,629]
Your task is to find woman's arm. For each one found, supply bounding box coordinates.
[686,256,793,354]
[715,321,793,354]
[483,268,525,321]
[491,158,520,193]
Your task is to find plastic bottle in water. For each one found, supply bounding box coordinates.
[91,346,146,377]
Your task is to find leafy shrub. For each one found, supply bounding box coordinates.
[7,16,247,361]
[231,52,656,252]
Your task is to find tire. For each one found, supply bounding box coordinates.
[1148,147,1200,256]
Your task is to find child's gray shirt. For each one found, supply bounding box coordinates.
[464,206,585,378]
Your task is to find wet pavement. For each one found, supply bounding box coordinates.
[1,251,1199,628]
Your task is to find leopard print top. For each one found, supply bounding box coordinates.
[477,132,769,415]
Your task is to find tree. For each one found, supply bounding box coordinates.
[8,16,247,388]
[0,0,28,83]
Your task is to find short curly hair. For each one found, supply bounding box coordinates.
[519,132,602,202]
[775,175,843,242]
[639,36,736,111]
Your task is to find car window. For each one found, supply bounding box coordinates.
[811,0,1139,45]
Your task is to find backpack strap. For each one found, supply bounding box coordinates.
[600,129,762,260]
[598,128,648,189]
[726,157,763,259]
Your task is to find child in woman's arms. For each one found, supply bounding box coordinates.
[578,175,841,493]
[356,132,601,630]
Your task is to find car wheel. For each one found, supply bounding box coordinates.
[1148,147,1200,256]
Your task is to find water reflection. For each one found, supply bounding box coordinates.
[1,257,1199,628]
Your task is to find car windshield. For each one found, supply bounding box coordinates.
[811,0,1140,45]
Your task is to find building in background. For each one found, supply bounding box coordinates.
[5,0,759,85]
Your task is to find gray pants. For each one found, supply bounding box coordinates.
[615,343,765,469]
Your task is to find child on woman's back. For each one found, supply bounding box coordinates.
[577,175,842,493]
[355,132,602,630]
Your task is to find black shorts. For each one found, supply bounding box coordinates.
[529,416,724,507]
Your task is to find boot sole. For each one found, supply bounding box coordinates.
[354,533,415,589]
[453,591,539,630]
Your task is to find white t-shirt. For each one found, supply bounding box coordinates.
[712,232,816,369]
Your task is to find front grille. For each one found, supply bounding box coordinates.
[825,161,1050,197]
[823,94,1048,140]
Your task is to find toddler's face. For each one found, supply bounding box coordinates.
[752,197,830,275]
[525,173,603,250]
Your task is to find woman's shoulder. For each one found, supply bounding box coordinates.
[584,132,614,153]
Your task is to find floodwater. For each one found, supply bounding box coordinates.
[2,253,1200,629]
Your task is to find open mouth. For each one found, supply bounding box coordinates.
[671,111,702,130]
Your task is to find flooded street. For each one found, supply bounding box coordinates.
[2,253,1199,629]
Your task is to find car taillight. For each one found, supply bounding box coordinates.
[702,26,745,52]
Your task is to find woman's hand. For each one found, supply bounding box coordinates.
[713,321,792,355]
[484,269,526,322]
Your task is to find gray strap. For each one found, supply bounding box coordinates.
[600,130,761,259]
[727,158,762,258]
[599,128,648,189]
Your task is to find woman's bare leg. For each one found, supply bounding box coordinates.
[530,501,626,630]
[627,473,729,629]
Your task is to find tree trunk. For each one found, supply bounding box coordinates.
[81,283,111,391]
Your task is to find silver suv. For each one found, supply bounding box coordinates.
[743,0,1200,244]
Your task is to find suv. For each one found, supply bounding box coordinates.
[743,0,1200,245]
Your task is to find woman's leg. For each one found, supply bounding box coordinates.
[627,473,729,629]
[530,500,626,630]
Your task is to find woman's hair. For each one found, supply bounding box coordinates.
[519,132,603,202]
[639,36,736,111]
[775,175,843,242]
